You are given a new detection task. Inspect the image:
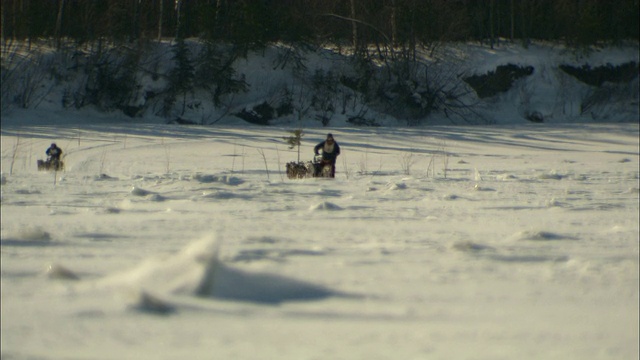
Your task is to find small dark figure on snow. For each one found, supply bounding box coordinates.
[46,143,62,161]
[314,133,341,178]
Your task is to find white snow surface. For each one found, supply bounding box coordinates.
[1,42,639,360]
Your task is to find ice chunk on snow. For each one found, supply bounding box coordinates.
[96,235,341,304]
[309,201,343,211]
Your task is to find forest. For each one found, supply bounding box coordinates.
[2,0,639,50]
[1,1,638,126]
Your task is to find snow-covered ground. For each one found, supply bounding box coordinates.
[1,118,638,359]
[1,40,639,359]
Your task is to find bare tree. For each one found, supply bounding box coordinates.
[1,0,4,41]
[510,0,514,41]
[55,0,65,49]
[174,0,183,39]
[389,0,397,47]
[158,0,163,40]
[489,0,495,49]
[350,0,358,50]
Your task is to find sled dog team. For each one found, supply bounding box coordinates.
[41,133,341,177]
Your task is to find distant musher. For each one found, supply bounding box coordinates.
[314,133,341,178]
[38,143,64,171]
[46,143,63,162]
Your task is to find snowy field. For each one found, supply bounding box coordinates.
[1,118,638,359]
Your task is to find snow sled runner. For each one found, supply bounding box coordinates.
[37,159,64,171]
[286,155,332,179]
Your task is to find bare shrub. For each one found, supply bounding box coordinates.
[426,140,449,178]
[257,149,270,180]
[399,151,416,175]
[374,53,485,125]
[341,152,352,179]
[1,43,53,112]
[357,150,369,175]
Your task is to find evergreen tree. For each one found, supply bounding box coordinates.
[283,129,305,162]
[167,37,194,117]
[195,42,248,107]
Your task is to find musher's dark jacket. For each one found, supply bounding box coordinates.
[314,141,340,163]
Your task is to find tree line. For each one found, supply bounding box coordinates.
[2,0,638,50]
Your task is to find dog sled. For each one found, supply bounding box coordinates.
[286,155,332,179]
[37,158,64,171]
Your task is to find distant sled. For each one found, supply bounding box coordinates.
[37,158,64,171]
